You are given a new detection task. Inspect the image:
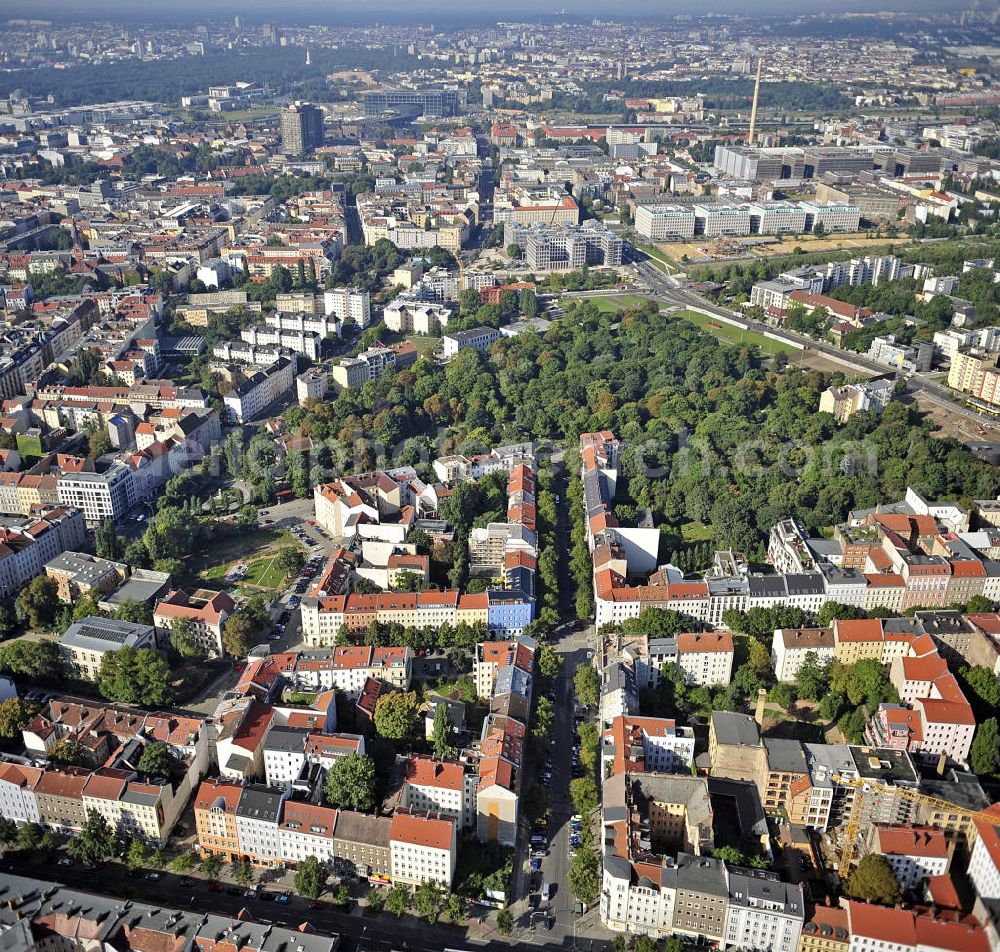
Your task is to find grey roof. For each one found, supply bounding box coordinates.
[59,616,155,653]
[747,575,787,596]
[711,711,760,748]
[101,569,171,608]
[784,573,825,595]
[0,873,339,952]
[763,738,808,774]
[674,852,728,897]
[445,325,500,343]
[727,867,804,916]
[45,552,122,587]
[265,726,309,753]
[235,784,284,822]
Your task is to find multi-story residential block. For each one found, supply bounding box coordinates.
[389,808,457,887]
[442,325,501,359]
[772,627,836,682]
[329,341,417,393]
[58,616,156,680]
[401,756,477,830]
[723,868,805,952]
[323,288,371,328]
[44,551,127,602]
[969,805,1000,899]
[864,824,952,891]
[0,874,341,952]
[634,204,697,240]
[234,784,288,868]
[0,508,86,600]
[223,356,295,423]
[844,900,988,952]
[153,588,236,658]
[383,298,452,334]
[57,464,137,524]
[673,632,734,686]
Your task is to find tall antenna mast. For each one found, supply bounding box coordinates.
[748,57,762,146]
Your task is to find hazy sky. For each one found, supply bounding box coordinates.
[5,0,977,22]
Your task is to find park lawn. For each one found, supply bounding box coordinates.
[242,556,288,590]
[565,294,654,314]
[681,521,713,543]
[191,526,290,587]
[673,308,800,356]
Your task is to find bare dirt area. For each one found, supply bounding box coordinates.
[655,233,896,265]
[912,391,998,442]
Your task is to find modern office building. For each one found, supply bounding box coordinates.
[363,89,464,118]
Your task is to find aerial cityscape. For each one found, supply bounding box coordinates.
[1,3,1000,951]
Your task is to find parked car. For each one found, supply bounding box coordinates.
[530,857,542,872]
[274,893,290,905]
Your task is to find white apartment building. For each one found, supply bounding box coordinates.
[267,311,340,340]
[443,326,501,359]
[401,757,477,829]
[969,810,1000,899]
[723,870,804,952]
[235,785,288,868]
[57,465,137,524]
[383,299,451,334]
[747,202,809,235]
[633,204,697,241]
[277,801,338,867]
[799,201,861,233]
[0,763,42,825]
[297,367,328,404]
[675,633,734,687]
[241,325,321,360]
[323,288,371,328]
[695,204,753,238]
[872,825,950,892]
[389,808,457,888]
[771,628,836,682]
[223,356,295,423]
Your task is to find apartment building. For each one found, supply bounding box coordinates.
[278,800,338,867]
[389,808,457,887]
[0,508,86,600]
[674,632,734,686]
[323,288,371,328]
[383,298,452,334]
[58,616,156,680]
[57,464,137,524]
[947,348,1000,410]
[969,805,1000,899]
[234,784,288,868]
[771,627,836,682]
[865,824,952,891]
[723,868,804,952]
[401,757,477,830]
[442,325,501,359]
[44,552,127,602]
[0,874,341,952]
[153,588,236,658]
[263,728,364,790]
[634,204,697,241]
[844,901,989,952]
[223,356,295,423]
[330,341,417,393]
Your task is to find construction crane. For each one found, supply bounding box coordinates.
[833,773,995,875]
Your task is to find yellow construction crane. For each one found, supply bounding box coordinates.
[833,773,995,875]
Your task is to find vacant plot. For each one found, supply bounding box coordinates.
[673,308,800,356]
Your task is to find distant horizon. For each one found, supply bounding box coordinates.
[1,0,978,26]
